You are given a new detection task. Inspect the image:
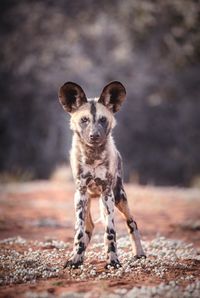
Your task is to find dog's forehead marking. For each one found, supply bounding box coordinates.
[70,100,116,130]
[90,101,96,123]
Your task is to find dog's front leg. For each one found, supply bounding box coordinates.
[64,188,88,268]
[101,189,121,268]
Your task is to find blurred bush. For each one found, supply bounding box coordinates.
[0,0,200,186]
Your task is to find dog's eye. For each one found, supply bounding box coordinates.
[99,116,107,123]
[81,117,89,123]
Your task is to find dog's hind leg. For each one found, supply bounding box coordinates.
[114,178,146,258]
[85,198,94,247]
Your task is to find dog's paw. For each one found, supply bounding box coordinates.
[134,254,146,260]
[63,259,83,269]
[105,259,121,269]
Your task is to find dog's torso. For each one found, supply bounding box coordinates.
[70,133,121,198]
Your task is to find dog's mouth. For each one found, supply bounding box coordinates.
[89,139,100,145]
[86,138,106,147]
[88,140,102,146]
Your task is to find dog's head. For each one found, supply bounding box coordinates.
[58,81,126,147]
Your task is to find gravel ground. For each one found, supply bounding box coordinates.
[0,234,200,297]
[0,181,200,297]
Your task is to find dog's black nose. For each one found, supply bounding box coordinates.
[89,132,100,141]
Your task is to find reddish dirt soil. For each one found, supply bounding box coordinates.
[0,181,200,297]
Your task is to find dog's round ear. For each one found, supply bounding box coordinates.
[99,81,126,113]
[58,82,87,113]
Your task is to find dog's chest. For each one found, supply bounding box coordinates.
[81,163,108,195]
[83,162,107,181]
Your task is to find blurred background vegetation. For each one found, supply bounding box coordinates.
[0,0,200,186]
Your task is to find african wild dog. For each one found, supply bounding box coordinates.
[58,81,146,269]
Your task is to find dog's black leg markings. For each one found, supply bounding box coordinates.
[64,188,88,269]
